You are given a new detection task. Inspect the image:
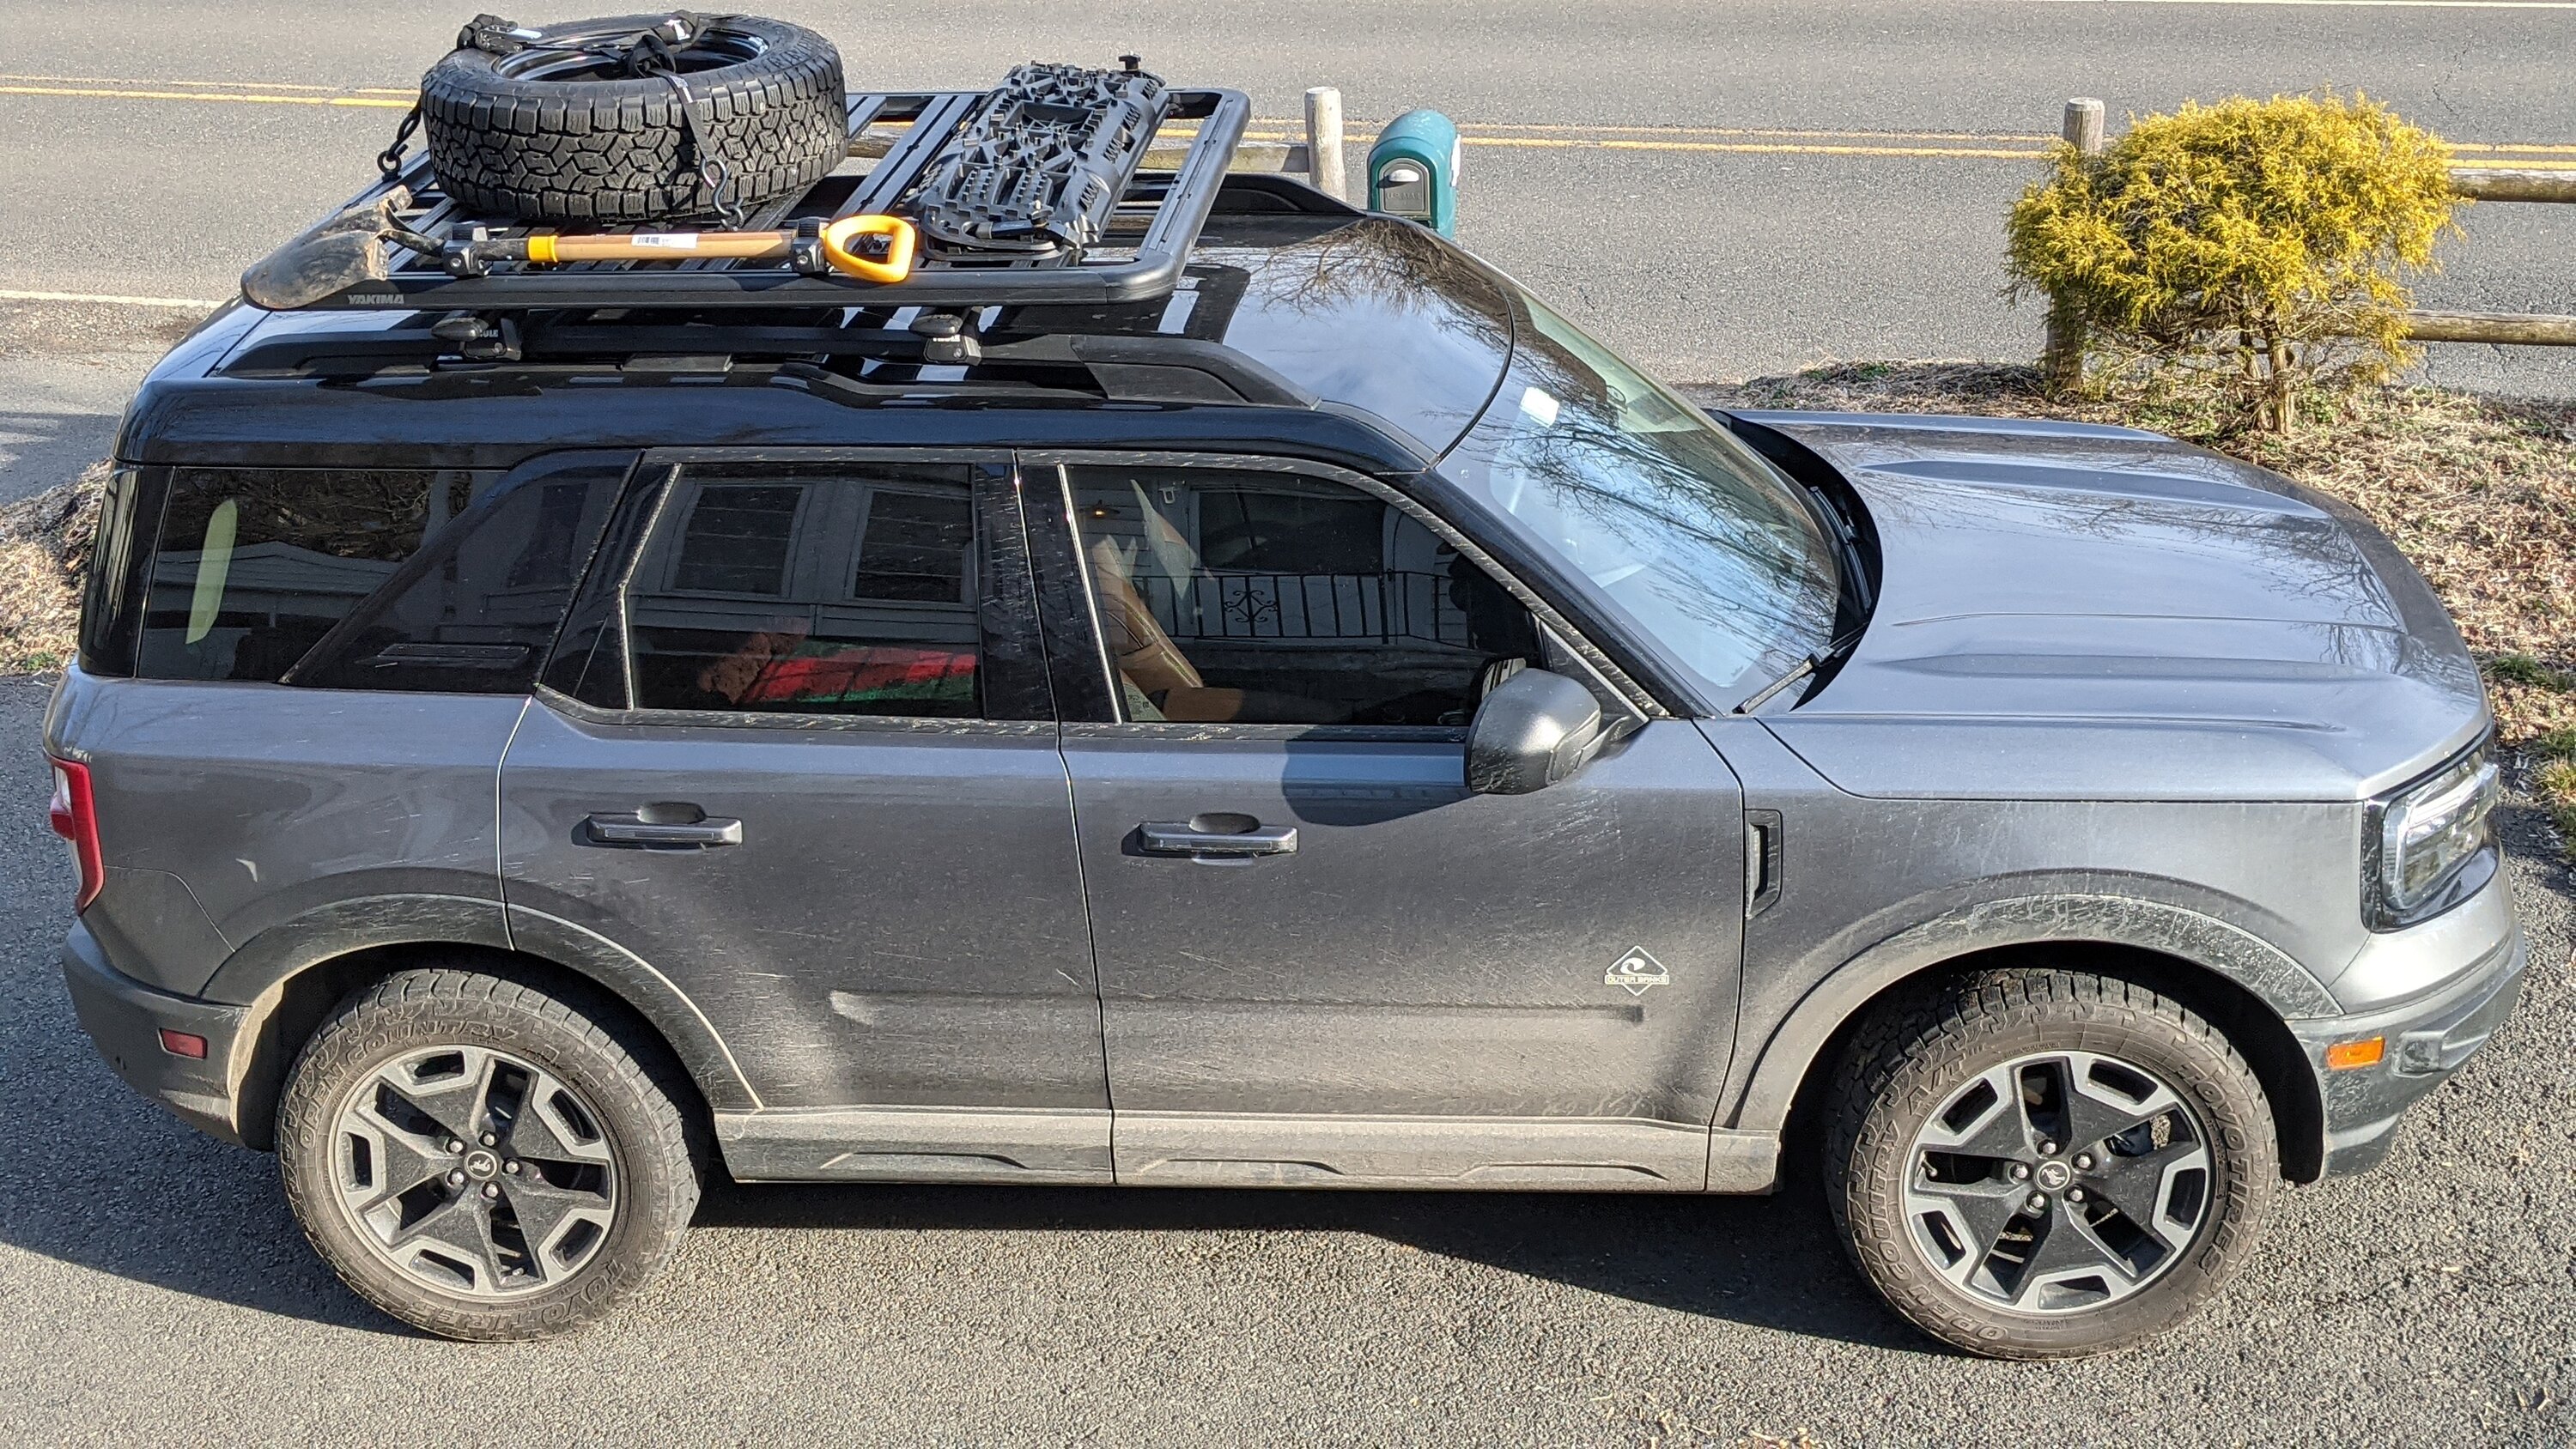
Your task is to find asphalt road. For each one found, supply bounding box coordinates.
[6,1,2576,507]
[3,701,2575,1444]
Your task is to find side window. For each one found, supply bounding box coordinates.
[1066,464,1538,726]
[288,455,629,694]
[137,466,481,682]
[623,464,982,718]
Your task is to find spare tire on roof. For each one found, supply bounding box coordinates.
[419,12,847,224]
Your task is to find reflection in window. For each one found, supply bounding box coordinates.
[137,467,467,682]
[1069,465,1535,727]
[627,466,981,718]
[671,484,804,596]
[1443,296,1842,705]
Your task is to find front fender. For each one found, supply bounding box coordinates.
[1722,892,2338,1135]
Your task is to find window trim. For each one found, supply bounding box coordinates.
[1022,449,1656,729]
[542,448,1046,728]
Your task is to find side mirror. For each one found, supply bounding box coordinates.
[1466,668,1607,795]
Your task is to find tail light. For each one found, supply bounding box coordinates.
[47,757,104,911]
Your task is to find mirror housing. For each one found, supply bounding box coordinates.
[1466,668,1607,795]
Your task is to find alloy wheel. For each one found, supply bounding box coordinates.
[329,1044,622,1299]
[1903,1050,2214,1314]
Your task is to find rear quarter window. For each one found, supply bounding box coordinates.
[126,457,629,692]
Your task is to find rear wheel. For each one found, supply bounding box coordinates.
[276,967,700,1340]
[1826,969,2277,1359]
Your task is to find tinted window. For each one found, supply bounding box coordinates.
[1068,464,1536,726]
[136,467,475,682]
[286,454,629,693]
[624,464,981,718]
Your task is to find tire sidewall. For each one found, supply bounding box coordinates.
[1833,985,2279,1358]
[278,985,693,1341]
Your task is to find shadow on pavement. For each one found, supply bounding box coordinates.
[690,1168,1927,1353]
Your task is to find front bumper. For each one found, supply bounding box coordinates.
[62,921,249,1145]
[2293,900,2526,1177]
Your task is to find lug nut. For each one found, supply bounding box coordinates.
[2027,1193,2048,1212]
[2068,1187,2087,1203]
[446,1170,465,1186]
[2038,1140,2058,1157]
[2074,1153,2093,1171]
[503,1160,522,1175]
[482,1183,500,1199]
[2008,1163,2031,1181]
[446,1139,465,1155]
[480,1132,498,1147]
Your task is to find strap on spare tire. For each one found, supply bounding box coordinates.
[425,12,753,226]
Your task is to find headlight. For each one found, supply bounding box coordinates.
[2364,737,2499,930]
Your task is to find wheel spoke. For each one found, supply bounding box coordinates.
[2010,1209,2134,1310]
[378,1046,499,1148]
[1908,1174,2029,1286]
[391,1193,508,1292]
[2059,1052,2179,1156]
[1916,1064,2036,1161]
[2086,1138,2212,1252]
[340,1100,454,1215]
[501,1176,615,1275]
[503,1067,613,1167]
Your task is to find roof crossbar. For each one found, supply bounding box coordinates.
[258,84,1250,313]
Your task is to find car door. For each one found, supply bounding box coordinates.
[500,450,1111,1183]
[1025,451,1747,1191]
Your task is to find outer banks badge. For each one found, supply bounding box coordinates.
[1604,947,1670,997]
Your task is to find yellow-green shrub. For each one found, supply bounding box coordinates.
[2006,92,2462,433]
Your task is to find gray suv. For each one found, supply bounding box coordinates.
[48,175,2521,1356]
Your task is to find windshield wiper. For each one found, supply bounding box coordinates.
[1734,627,1863,714]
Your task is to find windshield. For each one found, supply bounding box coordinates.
[1437,293,1844,709]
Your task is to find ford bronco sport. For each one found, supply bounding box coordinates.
[46,49,2523,1355]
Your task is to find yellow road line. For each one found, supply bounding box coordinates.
[0,82,411,108]
[0,70,415,95]
[0,288,218,308]
[6,78,2573,163]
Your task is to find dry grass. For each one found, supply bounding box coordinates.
[1692,362,2576,851]
[0,462,105,675]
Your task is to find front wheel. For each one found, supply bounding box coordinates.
[276,967,701,1340]
[1826,970,2279,1359]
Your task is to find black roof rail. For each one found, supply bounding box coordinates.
[218,312,1317,410]
[252,82,1254,314]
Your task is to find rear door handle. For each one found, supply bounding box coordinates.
[583,811,744,847]
[1139,818,1298,858]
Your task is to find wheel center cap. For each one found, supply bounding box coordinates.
[463,1149,501,1180]
[2033,1160,2073,1191]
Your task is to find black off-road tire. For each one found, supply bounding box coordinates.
[420,14,847,222]
[276,967,701,1341]
[1826,969,2279,1360]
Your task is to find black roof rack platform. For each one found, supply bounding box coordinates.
[261,77,1251,313]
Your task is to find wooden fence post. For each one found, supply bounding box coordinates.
[2043,97,2106,391]
[1305,87,1346,201]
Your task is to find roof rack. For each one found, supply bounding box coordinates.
[260,81,1251,313]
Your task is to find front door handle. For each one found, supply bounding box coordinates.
[583,809,744,847]
[1139,817,1298,858]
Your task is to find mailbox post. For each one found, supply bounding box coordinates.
[1367,109,1460,237]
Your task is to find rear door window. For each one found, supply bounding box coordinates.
[619,463,986,718]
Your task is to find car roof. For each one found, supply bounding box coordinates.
[127,210,1516,474]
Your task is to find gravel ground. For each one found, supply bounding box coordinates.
[0,674,2569,1446]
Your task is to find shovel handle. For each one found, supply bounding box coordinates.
[510,215,918,283]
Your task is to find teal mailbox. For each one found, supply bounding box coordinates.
[1368,109,1460,237]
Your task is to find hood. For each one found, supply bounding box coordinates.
[1727,411,2488,803]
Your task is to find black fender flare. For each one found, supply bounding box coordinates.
[1722,893,2338,1135]
[201,895,758,1149]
